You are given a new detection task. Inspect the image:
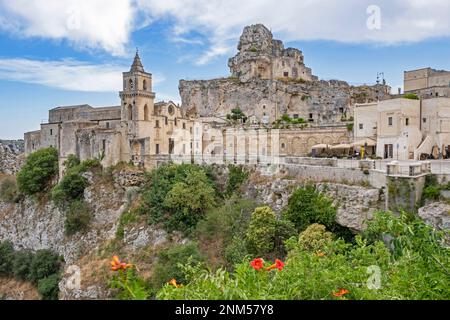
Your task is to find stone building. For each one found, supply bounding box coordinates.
[404,68,450,98]
[25,52,196,172]
[354,97,450,160]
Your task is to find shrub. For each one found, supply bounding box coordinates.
[0,177,18,203]
[64,200,93,236]
[37,274,60,300]
[52,172,88,206]
[404,93,420,100]
[151,243,204,289]
[0,241,14,276]
[346,123,354,132]
[246,207,277,256]
[298,224,334,252]
[64,155,80,170]
[17,147,59,195]
[157,212,450,300]
[226,165,248,196]
[283,185,337,232]
[28,250,62,285]
[12,250,34,281]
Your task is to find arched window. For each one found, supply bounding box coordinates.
[129,79,134,90]
[144,104,149,121]
[127,105,133,121]
[143,79,147,91]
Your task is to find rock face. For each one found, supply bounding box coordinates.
[0,169,169,300]
[228,24,316,83]
[0,142,23,175]
[179,24,391,124]
[418,202,450,231]
[244,175,384,232]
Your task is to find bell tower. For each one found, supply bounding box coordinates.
[120,50,155,124]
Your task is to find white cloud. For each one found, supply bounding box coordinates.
[0,0,135,56]
[0,0,449,63]
[136,0,450,63]
[0,58,165,92]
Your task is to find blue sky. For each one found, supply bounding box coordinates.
[0,0,450,139]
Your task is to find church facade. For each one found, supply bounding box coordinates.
[25,52,197,172]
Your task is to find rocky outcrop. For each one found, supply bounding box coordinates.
[244,175,384,232]
[418,202,450,232]
[0,142,23,175]
[179,24,391,123]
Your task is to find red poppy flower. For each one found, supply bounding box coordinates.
[267,259,285,271]
[333,289,350,297]
[250,258,265,270]
[111,255,133,272]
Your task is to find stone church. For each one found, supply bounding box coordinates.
[25,52,197,171]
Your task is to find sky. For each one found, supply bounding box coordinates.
[0,0,450,139]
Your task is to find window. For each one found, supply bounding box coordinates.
[129,79,134,90]
[144,105,149,121]
[102,140,106,152]
[106,122,110,129]
[143,79,147,91]
[155,144,160,155]
[388,117,393,126]
[283,72,289,77]
[423,118,427,123]
[128,105,133,121]
[174,118,178,126]
[339,108,344,113]
[50,129,53,136]
[183,123,186,130]
[359,124,364,130]
[293,114,299,119]
[281,143,286,149]
[406,118,409,126]
[165,117,168,125]
[155,120,160,128]
[168,105,174,115]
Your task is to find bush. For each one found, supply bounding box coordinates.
[403,93,420,100]
[157,212,450,300]
[64,200,93,236]
[64,155,80,170]
[283,186,337,232]
[226,165,248,196]
[52,173,88,206]
[141,164,218,233]
[17,147,59,195]
[37,274,60,300]
[28,250,62,285]
[0,177,18,203]
[0,241,14,276]
[246,207,296,257]
[12,250,34,281]
[298,224,334,252]
[246,207,277,256]
[151,243,204,289]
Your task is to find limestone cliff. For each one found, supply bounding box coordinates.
[180,24,391,124]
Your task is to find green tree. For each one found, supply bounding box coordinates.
[164,169,216,231]
[226,165,248,196]
[298,224,334,252]
[64,200,93,236]
[283,186,337,232]
[17,147,59,195]
[29,250,63,285]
